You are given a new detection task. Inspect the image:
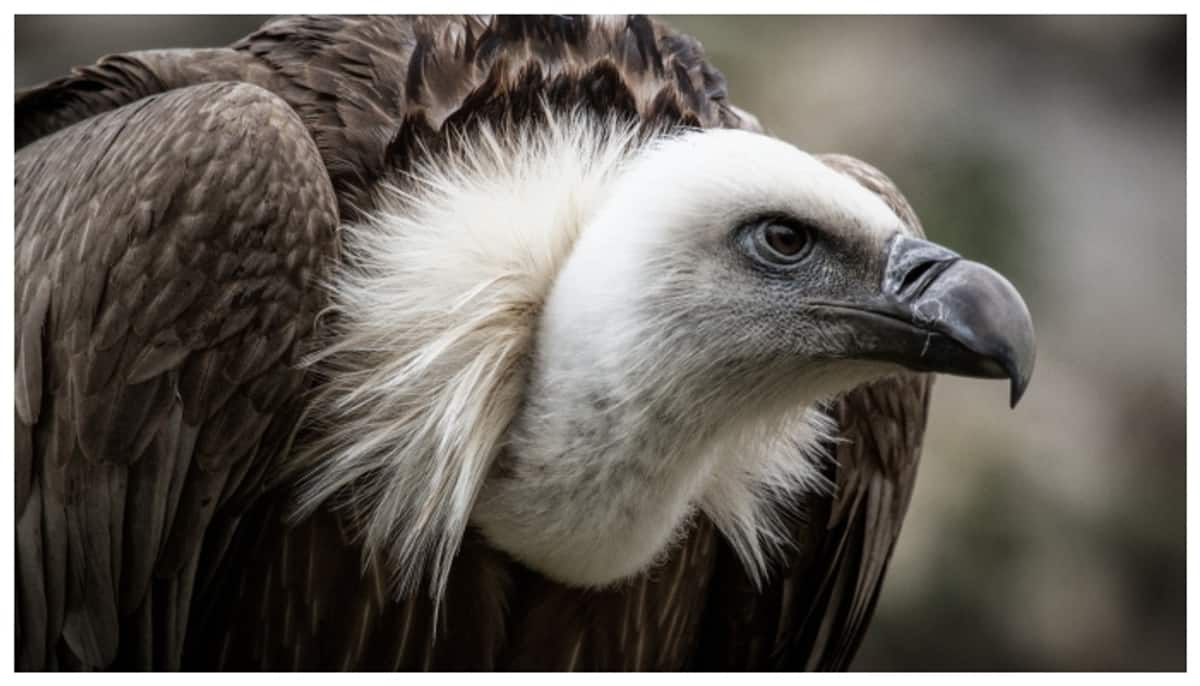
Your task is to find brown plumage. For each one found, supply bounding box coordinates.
[16,15,933,671]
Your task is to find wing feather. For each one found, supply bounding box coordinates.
[15,78,338,670]
[691,375,931,671]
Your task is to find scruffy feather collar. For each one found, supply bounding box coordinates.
[293,110,833,606]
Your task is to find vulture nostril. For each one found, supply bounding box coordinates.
[884,234,962,300]
[898,259,940,295]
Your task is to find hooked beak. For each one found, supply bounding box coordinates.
[826,234,1036,406]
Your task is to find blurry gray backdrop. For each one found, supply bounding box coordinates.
[15,15,1185,671]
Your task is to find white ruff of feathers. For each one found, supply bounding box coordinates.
[293,109,836,605]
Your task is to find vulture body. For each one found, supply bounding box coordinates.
[14,16,1034,671]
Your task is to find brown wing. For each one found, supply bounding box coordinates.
[189,498,722,671]
[185,499,516,670]
[786,375,931,670]
[14,80,339,669]
[691,375,931,671]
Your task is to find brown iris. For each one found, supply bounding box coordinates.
[764,224,807,256]
[754,221,812,264]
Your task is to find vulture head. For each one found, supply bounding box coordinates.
[297,115,1035,601]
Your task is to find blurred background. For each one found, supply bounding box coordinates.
[15,15,1185,671]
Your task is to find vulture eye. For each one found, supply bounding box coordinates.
[746,220,814,266]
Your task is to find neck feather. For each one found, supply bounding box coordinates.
[474,302,837,586]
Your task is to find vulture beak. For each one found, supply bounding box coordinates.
[833,234,1036,407]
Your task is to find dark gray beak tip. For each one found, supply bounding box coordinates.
[941,260,1036,409]
[1005,317,1036,408]
[1009,361,1032,408]
[983,266,1036,409]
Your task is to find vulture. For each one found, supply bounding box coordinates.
[14,15,1035,671]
